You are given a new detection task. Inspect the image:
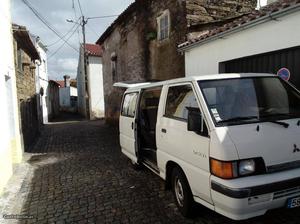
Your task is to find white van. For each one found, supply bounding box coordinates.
[118,73,300,220]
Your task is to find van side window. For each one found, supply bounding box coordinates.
[165,85,199,120]
[121,93,138,117]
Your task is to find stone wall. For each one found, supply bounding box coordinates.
[101,6,147,123]
[146,0,187,81]
[14,40,40,151]
[186,0,257,27]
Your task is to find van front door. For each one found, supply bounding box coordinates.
[157,83,212,203]
[119,92,139,163]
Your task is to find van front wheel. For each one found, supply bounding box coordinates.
[171,167,194,217]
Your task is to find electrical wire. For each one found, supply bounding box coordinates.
[46,19,80,47]
[77,0,84,17]
[86,23,99,37]
[87,15,119,20]
[48,24,80,60]
[72,0,82,47]
[21,0,79,53]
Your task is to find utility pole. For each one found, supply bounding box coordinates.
[81,16,90,118]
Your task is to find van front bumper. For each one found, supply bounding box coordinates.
[210,169,300,220]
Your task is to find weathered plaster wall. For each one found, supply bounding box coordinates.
[0,0,23,195]
[101,8,146,123]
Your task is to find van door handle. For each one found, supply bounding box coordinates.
[131,122,134,130]
[161,128,167,133]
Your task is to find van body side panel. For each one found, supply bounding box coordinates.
[156,85,212,204]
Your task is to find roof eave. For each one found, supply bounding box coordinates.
[179,4,300,52]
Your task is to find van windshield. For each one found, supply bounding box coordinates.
[198,77,300,126]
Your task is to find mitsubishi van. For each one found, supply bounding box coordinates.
[117,73,300,220]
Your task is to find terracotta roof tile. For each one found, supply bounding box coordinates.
[85,43,103,57]
[179,0,300,49]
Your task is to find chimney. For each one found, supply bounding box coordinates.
[63,75,70,87]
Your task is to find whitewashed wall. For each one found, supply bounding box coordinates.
[59,87,71,107]
[0,0,23,194]
[35,41,49,124]
[184,12,300,76]
[88,56,105,119]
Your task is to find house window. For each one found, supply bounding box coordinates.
[157,10,170,41]
[111,52,117,83]
[17,48,23,72]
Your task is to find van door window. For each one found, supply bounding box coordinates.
[121,92,138,117]
[165,84,199,121]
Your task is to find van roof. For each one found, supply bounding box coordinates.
[125,73,276,91]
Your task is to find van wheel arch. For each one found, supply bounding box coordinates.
[165,161,190,191]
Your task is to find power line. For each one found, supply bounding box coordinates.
[77,0,84,17]
[86,23,99,37]
[21,0,79,53]
[48,24,80,60]
[72,0,82,46]
[46,19,79,47]
[87,15,119,20]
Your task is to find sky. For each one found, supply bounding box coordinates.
[11,0,134,80]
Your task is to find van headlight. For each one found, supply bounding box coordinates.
[239,159,255,176]
[210,158,266,179]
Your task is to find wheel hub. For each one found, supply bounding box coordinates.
[174,177,184,207]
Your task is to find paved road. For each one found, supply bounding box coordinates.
[1,118,300,223]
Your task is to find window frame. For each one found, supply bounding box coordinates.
[157,10,170,41]
[164,83,201,122]
[121,92,139,118]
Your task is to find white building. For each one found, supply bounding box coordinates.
[77,43,105,120]
[0,0,23,194]
[179,0,300,89]
[34,36,49,124]
[59,75,78,112]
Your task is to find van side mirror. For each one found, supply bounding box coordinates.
[187,108,208,137]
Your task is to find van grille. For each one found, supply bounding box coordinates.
[273,186,300,200]
[267,160,300,173]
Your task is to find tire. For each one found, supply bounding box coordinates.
[171,167,195,217]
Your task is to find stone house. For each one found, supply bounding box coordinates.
[13,24,41,151]
[96,0,257,123]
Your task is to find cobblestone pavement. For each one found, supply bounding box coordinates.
[1,118,300,224]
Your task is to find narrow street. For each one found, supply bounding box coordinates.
[1,116,300,224]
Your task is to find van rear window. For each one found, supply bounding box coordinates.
[121,92,138,117]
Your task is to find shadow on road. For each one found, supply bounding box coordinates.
[49,112,85,123]
[10,119,300,224]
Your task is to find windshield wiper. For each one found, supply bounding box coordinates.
[218,116,259,124]
[268,120,289,128]
[260,113,290,128]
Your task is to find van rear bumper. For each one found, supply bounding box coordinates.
[210,171,300,220]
